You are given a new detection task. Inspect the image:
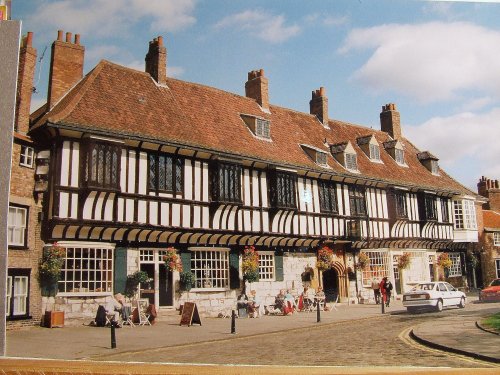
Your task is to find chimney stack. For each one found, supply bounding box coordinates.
[145,36,167,85]
[245,69,269,110]
[15,31,37,134]
[478,176,500,211]
[47,30,85,109]
[310,87,328,125]
[380,103,401,140]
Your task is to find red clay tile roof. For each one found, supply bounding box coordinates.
[31,60,476,196]
[483,210,500,229]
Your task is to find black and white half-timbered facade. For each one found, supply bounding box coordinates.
[27,32,481,318]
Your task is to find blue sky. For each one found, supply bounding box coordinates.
[11,0,500,191]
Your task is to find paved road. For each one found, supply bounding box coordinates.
[6,299,499,370]
[90,303,499,368]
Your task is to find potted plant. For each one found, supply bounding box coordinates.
[124,270,150,299]
[242,246,260,283]
[38,243,66,296]
[163,247,183,272]
[317,246,333,272]
[179,271,196,291]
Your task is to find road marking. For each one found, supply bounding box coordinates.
[398,327,500,368]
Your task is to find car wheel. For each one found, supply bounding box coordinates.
[458,297,465,308]
[435,299,443,312]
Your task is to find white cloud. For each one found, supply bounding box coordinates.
[339,22,500,103]
[215,10,300,43]
[27,0,196,36]
[305,13,349,27]
[405,108,500,188]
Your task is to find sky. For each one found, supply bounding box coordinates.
[11,0,500,192]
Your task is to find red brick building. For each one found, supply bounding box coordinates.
[477,177,500,285]
[7,32,44,328]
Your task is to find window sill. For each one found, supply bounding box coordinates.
[189,288,228,293]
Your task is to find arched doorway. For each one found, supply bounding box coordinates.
[322,268,338,302]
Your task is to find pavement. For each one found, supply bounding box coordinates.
[1,296,499,374]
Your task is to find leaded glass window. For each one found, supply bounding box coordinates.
[83,142,121,189]
[349,185,366,216]
[149,153,183,194]
[395,190,407,218]
[270,171,297,209]
[319,180,338,213]
[211,162,242,203]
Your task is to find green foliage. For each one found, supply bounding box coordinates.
[242,246,259,282]
[243,269,259,283]
[483,312,500,332]
[38,245,66,287]
[179,271,196,291]
[124,270,150,298]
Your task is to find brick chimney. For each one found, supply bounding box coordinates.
[15,31,37,134]
[245,69,269,110]
[145,36,167,85]
[47,30,85,109]
[478,176,500,211]
[310,87,328,125]
[380,103,401,140]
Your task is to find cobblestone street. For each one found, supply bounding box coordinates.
[93,307,497,368]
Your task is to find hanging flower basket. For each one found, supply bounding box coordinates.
[163,247,183,272]
[242,246,259,282]
[437,253,452,269]
[397,252,411,270]
[356,252,370,270]
[317,246,334,271]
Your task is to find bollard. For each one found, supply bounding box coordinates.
[231,309,236,334]
[110,323,117,349]
[381,295,385,314]
[316,300,321,323]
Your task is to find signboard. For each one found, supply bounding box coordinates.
[302,189,312,204]
[179,302,202,326]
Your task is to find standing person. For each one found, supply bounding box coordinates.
[379,277,387,306]
[384,278,393,307]
[372,278,381,304]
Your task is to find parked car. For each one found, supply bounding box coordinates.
[402,282,466,313]
[479,278,500,302]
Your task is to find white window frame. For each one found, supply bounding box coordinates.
[256,118,270,139]
[369,144,381,161]
[20,145,35,168]
[431,160,439,175]
[361,251,391,287]
[345,153,358,171]
[258,251,275,281]
[448,253,462,277]
[8,205,27,247]
[316,151,328,166]
[493,232,500,246]
[395,148,405,165]
[6,276,12,316]
[13,276,28,315]
[189,247,229,291]
[57,242,115,295]
[453,200,477,230]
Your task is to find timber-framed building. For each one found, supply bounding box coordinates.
[25,31,481,319]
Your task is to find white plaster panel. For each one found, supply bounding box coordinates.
[120,150,127,192]
[194,161,201,201]
[260,172,268,207]
[60,141,70,186]
[183,204,191,228]
[59,192,69,218]
[138,200,147,223]
[117,197,124,222]
[70,193,78,219]
[184,160,193,201]
[138,152,148,195]
[70,142,79,187]
[125,199,134,222]
[127,150,136,194]
[252,171,260,207]
[171,204,181,227]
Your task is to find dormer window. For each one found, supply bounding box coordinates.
[316,152,327,166]
[369,144,380,161]
[417,151,439,175]
[357,135,382,163]
[330,141,359,172]
[301,144,329,167]
[256,118,270,138]
[384,140,406,166]
[241,114,271,140]
[395,148,405,165]
[345,153,358,171]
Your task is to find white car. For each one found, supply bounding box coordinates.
[402,282,466,313]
